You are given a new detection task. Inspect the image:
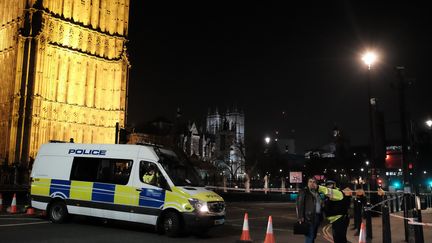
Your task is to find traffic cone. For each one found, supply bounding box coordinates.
[10,193,17,213]
[358,222,366,243]
[26,207,35,215]
[0,193,3,212]
[263,216,275,243]
[237,213,253,243]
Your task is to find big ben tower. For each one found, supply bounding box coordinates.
[0,0,130,167]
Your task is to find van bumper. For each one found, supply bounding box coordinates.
[183,213,225,230]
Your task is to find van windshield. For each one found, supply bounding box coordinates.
[157,149,203,187]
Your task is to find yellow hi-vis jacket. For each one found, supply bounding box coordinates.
[143,173,157,185]
[318,185,344,223]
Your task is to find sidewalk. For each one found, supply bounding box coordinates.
[346,208,432,243]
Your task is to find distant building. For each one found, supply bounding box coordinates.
[127,117,174,146]
[182,106,246,179]
[126,107,246,179]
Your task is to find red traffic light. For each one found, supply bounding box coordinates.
[377,178,383,185]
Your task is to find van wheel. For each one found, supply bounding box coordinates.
[48,201,68,223]
[163,212,182,237]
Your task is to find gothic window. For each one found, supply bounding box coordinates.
[48,22,55,41]
[63,110,68,121]
[58,25,64,41]
[96,36,101,46]
[68,28,74,45]
[39,35,46,51]
[78,31,83,47]
[104,39,109,57]
[73,112,78,123]
[91,114,96,124]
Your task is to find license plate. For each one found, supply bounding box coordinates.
[214,219,224,225]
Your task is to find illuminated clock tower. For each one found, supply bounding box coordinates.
[0,0,130,166]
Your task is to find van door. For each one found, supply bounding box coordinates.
[69,157,133,221]
[130,161,168,225]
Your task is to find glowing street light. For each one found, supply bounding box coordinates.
[426,119,432,128]
[265,137,271,144]
[362,51,377,70]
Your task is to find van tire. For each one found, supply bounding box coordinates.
[48,201,68,223]
[163,212,182,237]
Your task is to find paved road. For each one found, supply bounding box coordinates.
[0,202,331,243]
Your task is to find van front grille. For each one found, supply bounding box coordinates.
[208,201,225,213]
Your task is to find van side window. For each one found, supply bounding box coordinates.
[70,157,133,185]
[140,161,163,187]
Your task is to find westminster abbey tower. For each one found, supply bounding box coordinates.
[0,0,130,166]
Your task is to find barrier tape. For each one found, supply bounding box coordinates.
[205,185,432,196]
[205,186,300,193]
[368,209,432,227]
[365,195,404,211]
[408,221,432,227]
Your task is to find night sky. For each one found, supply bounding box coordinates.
[126,1,432,153]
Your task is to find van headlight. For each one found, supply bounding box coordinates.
[188,198,209,213]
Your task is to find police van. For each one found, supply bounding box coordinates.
[30,142,225,236]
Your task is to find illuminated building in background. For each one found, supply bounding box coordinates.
[0,0,130,166]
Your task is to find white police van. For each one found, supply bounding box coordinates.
[30,142,225,236]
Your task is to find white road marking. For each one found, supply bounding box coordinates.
[0,217,43,221]
[0,221,49,227]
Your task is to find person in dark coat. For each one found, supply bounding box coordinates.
[353,187,366,235]
[296,177,323,243]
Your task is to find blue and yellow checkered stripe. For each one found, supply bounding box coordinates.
[31,178,165,208]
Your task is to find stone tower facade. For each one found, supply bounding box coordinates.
[205,107,245,178]
[0,0,130,166]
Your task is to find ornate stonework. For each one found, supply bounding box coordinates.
[0,0,130,165]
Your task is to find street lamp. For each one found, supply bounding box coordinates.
[362,52,377,70]
[362,50,378,202]
[265,137,271,144]
[426,119,432,129]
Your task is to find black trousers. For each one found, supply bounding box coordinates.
[331,215,349,243]
[353,201,363,231]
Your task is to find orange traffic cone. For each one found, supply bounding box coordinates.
[10,193,17,213]
[0,193,3,212]
[26,207,35,215]
[237,213,253,243]
[263,216,275,243]
[358,221,366,243]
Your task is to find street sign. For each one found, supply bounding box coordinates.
[290,172,302,183]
